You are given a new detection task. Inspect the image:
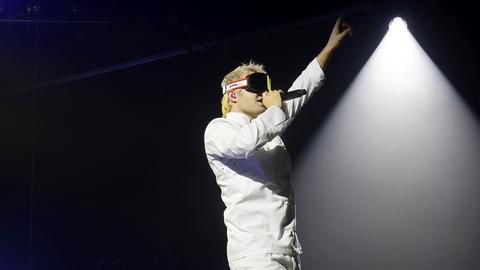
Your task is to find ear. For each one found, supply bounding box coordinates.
[227,91,238,103]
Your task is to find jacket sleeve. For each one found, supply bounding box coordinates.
[281,58,326,121]
[204,105,287,159]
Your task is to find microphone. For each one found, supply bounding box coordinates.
[282,89,307,101]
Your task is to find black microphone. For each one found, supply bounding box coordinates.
[282,89,307,101]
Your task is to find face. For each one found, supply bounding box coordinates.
[229,88,266,119]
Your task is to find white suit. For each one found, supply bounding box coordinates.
[204,58,326,268]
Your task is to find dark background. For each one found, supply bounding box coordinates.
[0,0,478,269]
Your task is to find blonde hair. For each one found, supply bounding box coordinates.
[220,61,266,118]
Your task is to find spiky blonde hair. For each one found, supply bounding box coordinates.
[220,61,266,118]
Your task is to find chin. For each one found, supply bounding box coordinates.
[253,109,266,118]
[257,107,266,113]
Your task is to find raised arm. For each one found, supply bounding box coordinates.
[317,16,352,70]
[282,17,352,121]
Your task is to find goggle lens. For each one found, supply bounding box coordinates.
[245,73,271,94]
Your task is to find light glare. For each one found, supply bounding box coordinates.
[389,17,407,30]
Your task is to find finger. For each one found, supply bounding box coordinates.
[334,16,343,29]
[339,23,352,37]
[342,22,352,33]
[339,27,352,39]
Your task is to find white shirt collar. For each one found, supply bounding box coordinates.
[226,112,251,126]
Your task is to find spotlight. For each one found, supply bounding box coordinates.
[389,17,407,30]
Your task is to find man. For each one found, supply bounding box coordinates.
[204,17,352,269]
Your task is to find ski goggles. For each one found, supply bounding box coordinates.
[222,72,271,95]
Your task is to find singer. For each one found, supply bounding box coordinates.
[204,17,352,270]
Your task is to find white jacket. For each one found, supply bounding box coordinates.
[204,58,326,261]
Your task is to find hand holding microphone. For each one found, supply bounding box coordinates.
[262,89,307,108]
[262,90,284,108]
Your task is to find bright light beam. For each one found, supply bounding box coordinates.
[389,17,408,30]
[295,18,480,269]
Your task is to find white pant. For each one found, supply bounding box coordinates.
[229,253,301,270]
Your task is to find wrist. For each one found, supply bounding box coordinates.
[322,44,336,55]
[317,47,334,70]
